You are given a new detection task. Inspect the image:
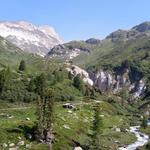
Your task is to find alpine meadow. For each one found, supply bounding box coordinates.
[0,1,150,150]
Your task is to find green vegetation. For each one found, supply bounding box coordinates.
[19,60,26,71]
[90,105,103,150]
[0,100,137,150]
[1,23,150,150]
[34,73,54,148]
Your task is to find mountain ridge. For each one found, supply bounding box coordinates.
[46,21,150,60]
[0,21,63,56]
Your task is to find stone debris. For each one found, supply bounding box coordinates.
[63,124,70,129]
[9,147,19,150]
[17,141,24,146]
[8,115,14,119]
[68,110,72,113]
[26,117,30,121]
[9,143,15,147]
[26,143,32,149]
[3,143,8,148]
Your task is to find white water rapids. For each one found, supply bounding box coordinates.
[118,126,149,150]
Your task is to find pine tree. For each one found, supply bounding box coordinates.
[19,60,26,71]
[68,71,73,80]
[90,88,95,98]
[35,74,54,149]
[121,59,130,69]
[91,105,103,150]
[28,78,36,92]
[0,68,11,93]
[73,74,81,89]
[144,52,149,59]
[35,73,46,97]
[84,85,90,96]
[36,89,54,149]
[141,117,147,129]
[53,70,63,82]
[120,87,128,107]
[36,96,43,140]
[0,70,6,93]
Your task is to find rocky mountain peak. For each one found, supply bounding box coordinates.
[132,21,150,32]
[0,21,63,56]
[106,22,150,43]
[85,38,101,44]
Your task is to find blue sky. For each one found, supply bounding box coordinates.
[0,0,150,41]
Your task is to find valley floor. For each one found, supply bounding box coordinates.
[0,100,144,150]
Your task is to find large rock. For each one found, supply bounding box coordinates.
[91,70,113,91]
[66,65,93,86]
[17,141,24,146]
[66,64,146,98]
[74,146,82,150]
[3,143,8,148]
[9,143,15,147]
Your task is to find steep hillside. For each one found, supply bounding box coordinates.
[0,36,60,74]
[73,22,150,73]
[46,38,101,60]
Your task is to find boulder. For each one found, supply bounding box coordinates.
[9,143,15,147]
[3,143,8,148]
[74,146,82,150]
[8,115,14,119]
[26,143,32,149]
[26,117,30,121]
[18,136,21,140]
[115,128,121,132]
[63,124,70,129]
[17,141,24,146]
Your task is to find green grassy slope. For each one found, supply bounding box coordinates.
[0,36,61,74]
[0,100,137,150]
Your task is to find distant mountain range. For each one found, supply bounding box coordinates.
[1,20,150,61]
[46,21,150,60]
[0,20,150,101]
[0,21,62,56]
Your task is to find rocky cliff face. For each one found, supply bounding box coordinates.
[66,64,146,98]
[0,21,62,56]
[47,44,87,60]
[91,69,146,98]
[66,64,93,86]
[46,39,101,60]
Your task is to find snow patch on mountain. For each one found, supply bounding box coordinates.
[0,21,62,56]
